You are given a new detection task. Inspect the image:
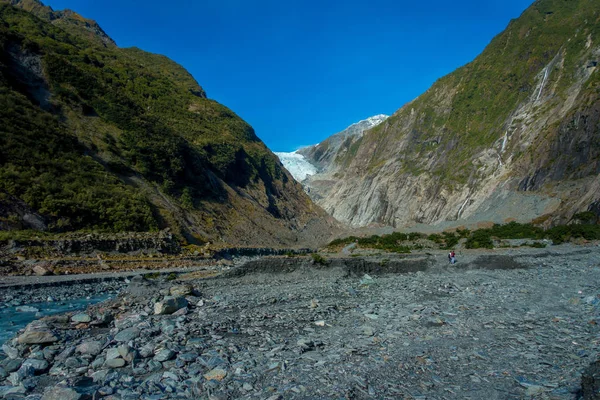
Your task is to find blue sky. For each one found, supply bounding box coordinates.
[45,0,534,152]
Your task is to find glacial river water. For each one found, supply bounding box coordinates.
[0,295,110,345]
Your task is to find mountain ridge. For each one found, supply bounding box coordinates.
[301,0,600,229]
[0,1,339,246]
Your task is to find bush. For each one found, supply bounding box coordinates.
[465,229,494,249]
[311,253,329,265]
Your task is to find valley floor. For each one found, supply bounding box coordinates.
[0,244,599,399]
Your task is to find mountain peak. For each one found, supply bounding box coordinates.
[1,0,116,47]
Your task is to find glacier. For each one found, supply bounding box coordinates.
[274,151,318,182]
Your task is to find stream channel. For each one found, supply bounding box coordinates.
[0,295,110,345]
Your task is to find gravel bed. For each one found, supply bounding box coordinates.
[0,245,598,399]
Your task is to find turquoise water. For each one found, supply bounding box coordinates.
[0,295,110,345]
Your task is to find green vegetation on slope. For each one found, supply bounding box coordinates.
[0,3,291,235]
[364,0,600,187]
[328,221,600,253]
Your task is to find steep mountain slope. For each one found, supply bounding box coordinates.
[298,114,388,173]
[318,0,600,228]
[0,1,337,246]
[275,115,388,206]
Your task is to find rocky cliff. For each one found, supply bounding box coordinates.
[280,115,388,204]
[0,0,338,247]
[314,0,600,229]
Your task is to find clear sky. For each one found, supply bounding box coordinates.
[44,0,534,152]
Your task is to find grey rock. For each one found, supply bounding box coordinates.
[104,358,126,368]
[17,330,58,345]
[76,340,103,356]
[2,358,22,373]
[153,349,175,362]
[139,344,154,358]
[21,358,49,372]
[169,284,193,297]
[91,357,105,369]
[154,296,188,315]
[8,365,34,386]
[41,386,83,400]
[1,344,19,359]
[114,327,140,342]
[106,348,121,361]
[71,313,91,323]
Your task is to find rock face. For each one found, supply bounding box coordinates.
[0,0,338,248]
[276,115,389,204]
[299,0,600,229]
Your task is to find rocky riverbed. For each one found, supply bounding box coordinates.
[0,245,599,399]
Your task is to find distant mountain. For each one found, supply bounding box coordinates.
[311,0,600,228]
[0,0,338,246]
[297,114,388,173]
[276,115,388,208]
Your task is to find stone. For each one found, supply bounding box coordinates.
[154,349,175,362]
[154,296,188,315]
[91,357,105,369]
[76,340,103,356]
[71,313,91,323]
[41,386,83,400]
[2,359,22,373]
[64,357,88,369]
[114,327,140,342]
[203,368,227,381]
[91,369,109,383]
[33,265,52,276]
[22,358,49,372]
[169,284,193,297]
[104,358,126,368]
[177,352,198,363]
[3,384,27,396]
[139,344,155,358]
[361,325,375,336]
[1,344,19,359]
[8,365,34,386]
[106,348,121,360]
[18,330,58,345]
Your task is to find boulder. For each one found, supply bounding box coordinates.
[71,313,91,323]
[33,264,52,276]
[17,329,58,345]
[154,296,188,315]
[169,284,193,297]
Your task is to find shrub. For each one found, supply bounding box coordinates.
[311,253,329,265]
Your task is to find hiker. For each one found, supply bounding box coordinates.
[450,250,456,264]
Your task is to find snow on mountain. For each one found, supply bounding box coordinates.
[275,151,317,182]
